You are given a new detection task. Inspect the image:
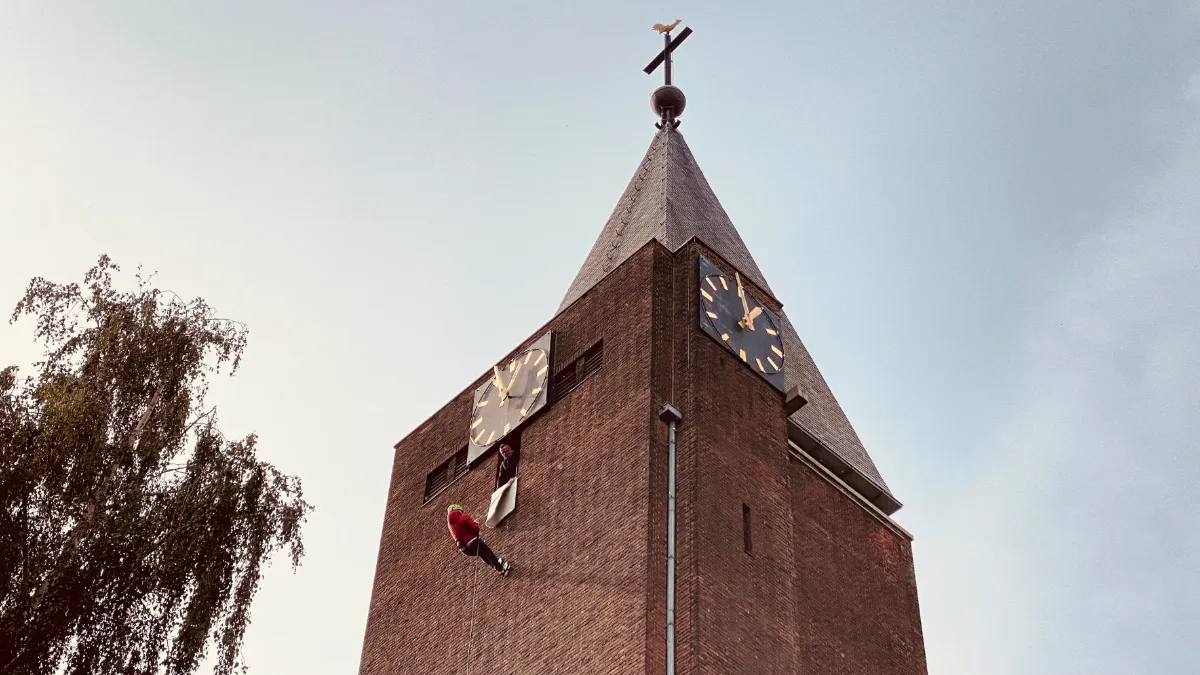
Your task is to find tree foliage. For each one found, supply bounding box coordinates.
[0,256,312,675]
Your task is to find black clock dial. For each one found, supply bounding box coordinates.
[467,332,553,462]
[697,256,786,391]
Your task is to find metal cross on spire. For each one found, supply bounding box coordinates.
[644,21,694,86]
[645,21,693,128]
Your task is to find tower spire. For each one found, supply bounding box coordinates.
[557,55,899,512]
[645,22,693,127]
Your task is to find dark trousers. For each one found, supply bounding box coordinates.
[459,537,503,571]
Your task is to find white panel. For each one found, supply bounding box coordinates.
[485,477,518,528]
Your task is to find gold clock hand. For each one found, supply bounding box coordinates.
[736,272,752,329]
[506,362,523,395]
[493,365,509,399]
[745,305,762,331]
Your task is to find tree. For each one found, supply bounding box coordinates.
[0,256,312,675]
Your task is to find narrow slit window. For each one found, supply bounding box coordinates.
[742,503,752,556]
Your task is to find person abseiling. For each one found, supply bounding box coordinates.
[446,504,512,576]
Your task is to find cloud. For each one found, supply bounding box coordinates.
[921,73,1200,675]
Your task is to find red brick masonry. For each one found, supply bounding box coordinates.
[358,241,927,675]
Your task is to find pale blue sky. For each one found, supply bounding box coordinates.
[2,2,1199,673]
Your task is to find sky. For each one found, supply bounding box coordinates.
[1,1,1198,673]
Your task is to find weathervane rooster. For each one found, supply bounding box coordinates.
[652,19,682,34]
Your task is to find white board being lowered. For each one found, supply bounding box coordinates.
[485,477,519,528]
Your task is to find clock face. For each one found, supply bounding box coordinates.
[697,256,786,391]
[467,331,553,463]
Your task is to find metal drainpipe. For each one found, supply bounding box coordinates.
[658,404,683,675]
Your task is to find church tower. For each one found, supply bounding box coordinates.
[359,26,927,675]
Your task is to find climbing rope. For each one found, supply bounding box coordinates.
[465,564,479,675]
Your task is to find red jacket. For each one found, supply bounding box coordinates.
[447,510,479,547]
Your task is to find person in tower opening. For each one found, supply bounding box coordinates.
[447,504,512,577]
[495,443,519,489]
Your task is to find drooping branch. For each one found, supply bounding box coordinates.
[0,255,311,675]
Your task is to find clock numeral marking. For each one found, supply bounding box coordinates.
[721,333,730,341]
[503,423,510,434]
[508,360,516,371]
[765,327,778,336]
[525,352,533,364]
[530,387,542,396]
[473,429,486,443]
[486,430,496,445]
[771,345,783,358]
[720,277,729,290]
[700,289,713,302]
[537,366,548,377]
[756,358,766,373]
[706,277,718,291]
[739,349,747,362]
[534,352,545,365]
[706,311,718,319]
[471,418,483,429]
[767,357,780,371]
[478,400,489,407]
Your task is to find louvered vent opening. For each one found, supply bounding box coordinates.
[553,340,604,401]
[423,446,469,503]
[579,341,603,380]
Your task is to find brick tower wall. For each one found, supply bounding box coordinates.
[789,456,928,674]
[358,244,664,675]
[653,241,927,675]
[648,241,798,675]
[359,239,928,675]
